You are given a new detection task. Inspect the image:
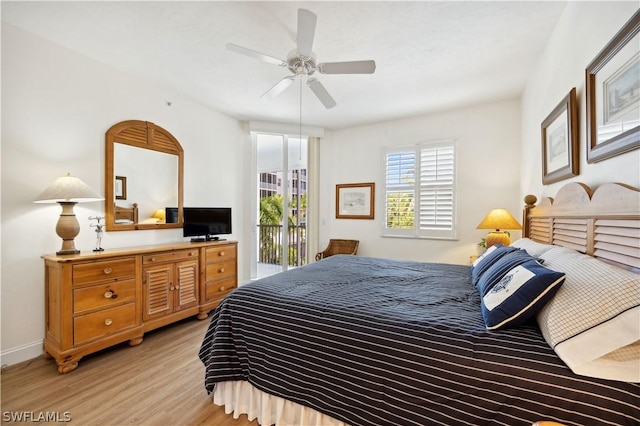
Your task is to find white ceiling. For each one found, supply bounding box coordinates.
[2,1,567,130]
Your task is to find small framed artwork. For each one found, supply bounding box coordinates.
[541,88,578,185]
[336,182,375,219]
[115,176,127,200]
[586,10,640,163]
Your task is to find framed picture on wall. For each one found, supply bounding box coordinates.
[541,88,578,185]
[336,182,375,219]
[115,176,127,200]
[586,10,640,163]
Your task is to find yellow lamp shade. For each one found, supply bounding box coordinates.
[477,208,522,248]
[152,208,166,222]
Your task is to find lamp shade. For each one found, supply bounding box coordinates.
[34,173,103,204]
[476,208,522,231]
[152,208,166,222]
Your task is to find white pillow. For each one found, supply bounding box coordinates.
[510,238,554,257]
[537,246,640,382]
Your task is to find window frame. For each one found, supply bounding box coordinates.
[382,139,458,240]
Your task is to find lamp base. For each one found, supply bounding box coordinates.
[55,202,81,255]
[57,248,81,256]
[485,231,511,248]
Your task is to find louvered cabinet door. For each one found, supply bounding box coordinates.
[175,259,198,311]
[142,264,173,321]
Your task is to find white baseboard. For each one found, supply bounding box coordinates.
[1,340,43,367]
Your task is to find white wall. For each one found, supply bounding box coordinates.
[1,24,248,366]
[318,98,522,264]
[520,2,640,199]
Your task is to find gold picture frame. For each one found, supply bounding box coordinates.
[541,88,578,185]
[586,10,640,163]
[336,182,375,219]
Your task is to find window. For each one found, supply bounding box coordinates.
[384,140,457,239]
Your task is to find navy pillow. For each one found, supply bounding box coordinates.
[471,245,520,287]
[476,250,536,296]
[481,260,565,330]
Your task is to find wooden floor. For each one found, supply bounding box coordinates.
[1,318,259,426]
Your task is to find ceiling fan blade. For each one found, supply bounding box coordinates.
[318,60,376,74]
[307,78,337,109]
[226,43,286,67]
[262,76,296,100]
[297,9,317,59]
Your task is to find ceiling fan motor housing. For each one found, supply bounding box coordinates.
[287,50,316,76]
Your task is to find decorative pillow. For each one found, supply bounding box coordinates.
[510,238,554,257]
[471,245,520,287]
[476,249,537,296]
[537,246,640,382]
[481,259,565,330]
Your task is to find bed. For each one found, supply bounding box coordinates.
[114,202,138,224]
[198,182,640,426]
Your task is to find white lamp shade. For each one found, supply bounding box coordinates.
[34,174,103,204]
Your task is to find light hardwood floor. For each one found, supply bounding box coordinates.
[1,318,259,426]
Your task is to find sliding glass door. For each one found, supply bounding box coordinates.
[254,132,308,279]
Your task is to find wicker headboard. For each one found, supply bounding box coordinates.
[523,182,640,271]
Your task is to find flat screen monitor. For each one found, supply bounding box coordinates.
[165,207,179,224]
[183,207,232,241]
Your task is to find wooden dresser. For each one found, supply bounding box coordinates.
[42,240,237,373]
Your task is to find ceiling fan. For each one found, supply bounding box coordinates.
[226,8,376,109]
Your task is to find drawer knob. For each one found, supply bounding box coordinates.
[220,286,225,292]
[104,318,113,326]
[104,267,113,275]
[151,256,157,262]
[170,285,175,291]
[104,291,113,299]
[219,251,225,257]
[219,267,225,273]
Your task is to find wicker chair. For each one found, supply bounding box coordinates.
[315,239,359,261]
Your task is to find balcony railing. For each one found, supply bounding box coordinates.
[258,224,307,266]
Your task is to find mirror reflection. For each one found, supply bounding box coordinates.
[105,120,183,231]
[114,144,179,225]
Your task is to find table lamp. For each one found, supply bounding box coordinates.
[34,173,104,255]
[152,208,166,223]
[476,208,522,248]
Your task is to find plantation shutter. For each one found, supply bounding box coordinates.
[385,150,416,230]
[383,140,457,239]
[419,143,454,231]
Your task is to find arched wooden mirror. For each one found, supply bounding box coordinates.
[105,120,183,231]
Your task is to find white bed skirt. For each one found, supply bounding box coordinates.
[213,380,348,426]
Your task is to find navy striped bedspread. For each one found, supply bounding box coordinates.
[198,255,640,426]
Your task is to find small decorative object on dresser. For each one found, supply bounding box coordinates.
[476,208,522,248]
[42,240,237,373]
[88,216,105,252]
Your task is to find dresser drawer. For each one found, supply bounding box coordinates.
[206,245,237,263]
[73,258,135,287]
[73,279,136,315]
[205,260,236,281]
[73,303,136,345]
[205,277,236,300]
[143,249,199,265]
